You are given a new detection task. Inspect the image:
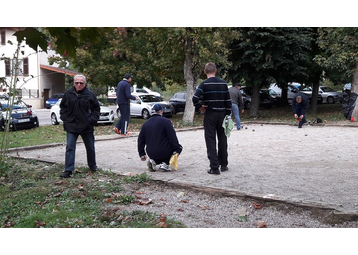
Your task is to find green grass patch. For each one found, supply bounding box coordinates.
[0,158,185,228]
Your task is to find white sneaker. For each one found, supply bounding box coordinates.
[159,162,172,171]
[147,159,156,172]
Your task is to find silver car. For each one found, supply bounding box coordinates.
[51,99,115,125]
[319,86,343,104]
[301,86,342,104]
[116,93,174,119]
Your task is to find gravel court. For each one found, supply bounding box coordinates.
[9,123,358,212]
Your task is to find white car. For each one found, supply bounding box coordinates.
[51,98,114,125]
[116,93,174,119]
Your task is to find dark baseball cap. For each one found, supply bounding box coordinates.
[153,103,162,112]
[124,73,133,79]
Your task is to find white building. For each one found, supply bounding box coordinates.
[0,28,77,108]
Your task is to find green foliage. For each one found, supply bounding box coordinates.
[122,173,152,183]
[316,27,358,84]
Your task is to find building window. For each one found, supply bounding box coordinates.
[5,58,10,76]
[23,58,29,76]
[4,58,29,76]
[0,31,5,45]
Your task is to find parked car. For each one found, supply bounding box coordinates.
[169,91,186,114]
[0,98,39,131]
[169,91,201,114]
[261,88,282,106]
[269,83,323,104]
[51,99,115,125]
[240,86,273,109]
[319,86,342,104]
[45,93,64,109]
[116,93,174,119]
[131,85,163,100]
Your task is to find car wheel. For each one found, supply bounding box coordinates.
[245,101,251,110]
[327,96,335,104]
[116,108,121,118]
[142,109,150,119]
[51,113,59,125]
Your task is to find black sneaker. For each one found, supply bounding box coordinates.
[90,166,98,173]
[207,169,220,175]
[221,166,229,172]
[60,171,72,178]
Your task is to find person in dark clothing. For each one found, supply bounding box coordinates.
[192,62,232,175]
[138,104,183,172]
[114,73,138,136]
[229,83,244,130]
[59,74,101,178]
[292,93,309,128]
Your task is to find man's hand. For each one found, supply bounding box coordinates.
[140,155,147,161]
[200,105,207,114]
[294,114,298,119]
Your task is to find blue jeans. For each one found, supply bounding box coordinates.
[115,103,130,134]
[230,103,241,130]
[65,131,97,171]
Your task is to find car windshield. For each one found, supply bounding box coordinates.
[140,95,162,102]
[268,89,278,95]
[321,87,335,92]
[0,99,28,110]
[301,87,312,91]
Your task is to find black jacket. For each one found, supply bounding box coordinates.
[292,93,309,115]
[138,114,183,160]
[60,86,100,133]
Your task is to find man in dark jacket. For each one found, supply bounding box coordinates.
[192,62,232,175]
[114,73,138,136]
[138,104,183,172]
[292,93,309,128]
[59,74,100,178]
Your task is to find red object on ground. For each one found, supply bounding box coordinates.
[351,117,354,122]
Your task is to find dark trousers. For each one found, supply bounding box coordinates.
[65,131,96,171]
[115,103,130,134]
[203,111,228,170]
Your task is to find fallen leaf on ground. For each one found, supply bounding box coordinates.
[257,221,267,228]
[252,202,263,209]
[35,221,46,228]
[177,192,185,197]
[198,205,211,210]
[139,200,152,205]
[181,200,189,203]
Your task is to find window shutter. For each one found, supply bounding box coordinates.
[23,58,29,76]
[5,58,10,76]
[0,31,5,45]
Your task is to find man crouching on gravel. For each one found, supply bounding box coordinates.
[137,104,183,172]
[292,93,309,128]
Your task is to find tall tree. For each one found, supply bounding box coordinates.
[316,27,358,120]
[227,27,314,116]
[145,27,236,123]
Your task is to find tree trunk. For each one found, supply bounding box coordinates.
[350,61,358,121]
[310,81,319,114]
[250,83,260,117]
[182,36,195,124]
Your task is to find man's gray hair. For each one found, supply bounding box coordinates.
[74,74,87,84]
